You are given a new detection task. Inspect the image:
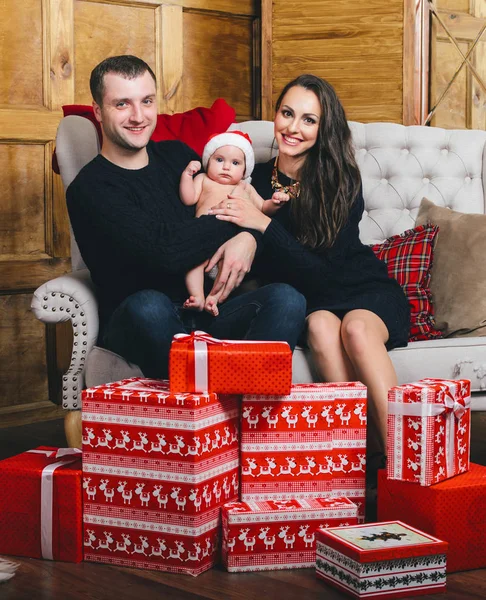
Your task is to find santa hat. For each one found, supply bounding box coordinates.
[202,130,254,180]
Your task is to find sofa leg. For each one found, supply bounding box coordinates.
[64,410,82,449]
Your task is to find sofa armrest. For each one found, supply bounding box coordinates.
[31,269,99,410]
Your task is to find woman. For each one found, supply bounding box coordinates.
[208,74,410,467]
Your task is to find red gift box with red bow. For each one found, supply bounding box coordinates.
[169,331,292,395]
[387,378,471,486]
[0,446,83,562]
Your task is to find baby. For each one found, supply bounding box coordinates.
[179,131,288,315]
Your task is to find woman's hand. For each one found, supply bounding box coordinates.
[208,194,271,233]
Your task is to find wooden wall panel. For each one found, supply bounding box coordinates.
[183,11,255,120]
[0,0,43,107]
[0,0,260,427]
[0,145,46,255]
[0,295,48,408]
[266,0,404,123]
[74,1,157,104]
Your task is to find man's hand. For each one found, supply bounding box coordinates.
[206,232,257,302]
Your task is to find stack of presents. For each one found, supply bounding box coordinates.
[0,330,484,598]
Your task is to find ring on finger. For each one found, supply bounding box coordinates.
[227,202,231,209]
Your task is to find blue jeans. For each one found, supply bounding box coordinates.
[100,284,306,378]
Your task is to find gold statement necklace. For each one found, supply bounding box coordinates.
[271,157,301,199]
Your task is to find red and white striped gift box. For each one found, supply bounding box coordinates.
[387,378,471,486]
[222,496,358,573]
[82,377,239,576]
[240,383,367,521]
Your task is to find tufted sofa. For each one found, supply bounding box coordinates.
[32,116,486,413]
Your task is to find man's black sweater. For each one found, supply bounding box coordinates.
[66,140,258,324]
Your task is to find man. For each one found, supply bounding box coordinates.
[67,55,306,378]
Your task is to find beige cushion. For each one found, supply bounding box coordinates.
[416,198,486,337]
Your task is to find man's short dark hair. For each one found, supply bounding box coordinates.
[90,55,157,106]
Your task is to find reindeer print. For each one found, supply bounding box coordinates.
[149,538,167,558]
[335,404,352,426]
[99,479,115,503]
[241,457,258,477]
[83,477,97,501]
[149,433,167,454]
[117,481,133,505]
[168,541,186,561]
[84,529,96,548]
[242,406,259,429]
[238,529,256,552]
[115,533,132,554]
[278,526,295,549]
[301,406,318,428]
[320,405,334,428]
[170,487,187,511]
[298,525,315,548]
[82,428,95,447]
[258,527,276,550]
[135,483,151,507]
[261,406,279,429]
[152,485,169,510]
[96,531,114,552]
[281,406,299,428]
[166,435,185,456]
[297,457,316,476]
[277,457,296,477]
[131,536,149,556]
[353,402,367,425]
[257,457,277,477]
[95,429,113,449]
[131,432,149,452]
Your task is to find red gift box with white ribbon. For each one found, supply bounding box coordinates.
[169,331,292,395]
[240,382,367,521]
[82,377,239,576]
[0,446,83,562]
[387,378,471,486]
[222,496,358,573]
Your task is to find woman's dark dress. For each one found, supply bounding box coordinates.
[252,159,410,350]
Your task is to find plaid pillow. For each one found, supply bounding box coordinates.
[371,224,443,342]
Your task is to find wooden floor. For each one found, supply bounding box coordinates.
[1,413,486,600]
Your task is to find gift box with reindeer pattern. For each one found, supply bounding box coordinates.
[82,377,239,576]
[221,497,358,573]
[240,383,367,522]
[387,378,471,486]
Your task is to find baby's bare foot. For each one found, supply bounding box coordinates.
[204,297,219,317]
[183,295,205,311]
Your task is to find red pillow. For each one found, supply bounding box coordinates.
[371,224,443,342]
[53,99,236,173]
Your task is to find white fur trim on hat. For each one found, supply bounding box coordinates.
[202,131,255,181]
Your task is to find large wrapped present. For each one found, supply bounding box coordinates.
[222,497,358,573]
[240,383,367,521]
[387,378,471,486]
[378,463,486,573]
[316,521,447,599]
[169,330,292,395]
[82,378,239,576]
[0,446,83,562]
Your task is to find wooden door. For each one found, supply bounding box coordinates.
[405,0,486,127]
[0,0,259,428]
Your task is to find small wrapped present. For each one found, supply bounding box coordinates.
[387,378,471,486]
[316,521,447,598]
[169,330,292,395]
[240,382,367,521]
[82,378,239,576]
[222,497,358,573]
[378,463,486,573]
[0,446,83,562]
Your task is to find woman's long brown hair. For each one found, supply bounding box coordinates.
[275,74,361,249]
